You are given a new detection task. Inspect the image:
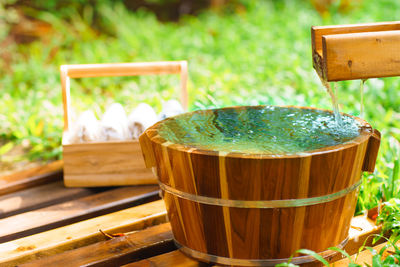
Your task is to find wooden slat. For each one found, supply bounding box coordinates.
[0,181,98,219]
[123,250,207,267]
[19,223,174,267]
[0,200,167,266]
[63,141,156,187]
[0,185,159,242]
[62,62,184,78]
[332,241,393,266]
[0,160,63,196]
[328,215,383,263]
[124,216,383,267]
[10,214,381,266]
[123,216,383,267]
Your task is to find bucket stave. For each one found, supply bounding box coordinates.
[140,105,380,266]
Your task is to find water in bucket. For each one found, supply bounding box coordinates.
[158,106,363,155]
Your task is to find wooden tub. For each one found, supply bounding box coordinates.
[139,105,380,266]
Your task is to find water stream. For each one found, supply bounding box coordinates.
[360,79,367,118]
[318,76,343,127]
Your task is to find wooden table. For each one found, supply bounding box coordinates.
[0,161,384,266]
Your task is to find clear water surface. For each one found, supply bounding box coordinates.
[158,106,363,155]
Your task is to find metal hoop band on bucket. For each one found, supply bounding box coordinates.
[159,179,361,208]
[175,237,349,266]
[160,177,358,265]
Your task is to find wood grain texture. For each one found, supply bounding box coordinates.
[0,185,159,242]
[61,61,188,187]
[323,30,400,81]
[9,214,381,267]
[123,250,207,267]
[123,216,384,267]
[0,160,63,196]
[63,140,156,187]
[328,215,384,264]
[126,216,383,267]
[139,132,157,168]
[0,200,167,266]
[0,181,97,219]
[63,62,183,78]
[363,129,381,172]
[311,21,400,81]
[332,241,393,266]
[140,106,380,263]
[311,21,400,54]
[109,216,381,267]
[19,223,174,267]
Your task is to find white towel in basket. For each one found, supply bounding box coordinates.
[128,103,158,140]
[101,103,130,141]
[159,99,184,120]
[66,110,105,143]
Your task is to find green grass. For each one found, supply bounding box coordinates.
[0,0,400,212]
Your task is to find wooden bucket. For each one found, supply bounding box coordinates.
[139,106,381,266]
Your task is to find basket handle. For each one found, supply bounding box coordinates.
[60,61,188,131]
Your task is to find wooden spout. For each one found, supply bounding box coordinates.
[139,132,156,168]
[362,129,381,173]
[312,21,400,81]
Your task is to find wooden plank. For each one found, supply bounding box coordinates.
[63,141,156,187]
[124,216,383,267]
[0,185,159,242]
[0,160,63,196]
[328,215,383,263]
[62,62,185,78]
[323,30,400,81]
[0,200,167,266]
[129,216,384,267]
[332,241,394,266]
[11,215,381,267]
[123,250,207,267]
[0,181,99,219]
[19,223,174,267]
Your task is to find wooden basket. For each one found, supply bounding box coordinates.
[140,106,381,266]
[61,61,188,187]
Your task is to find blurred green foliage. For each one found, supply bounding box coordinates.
[0,0,400,213]
[0,0,18,41]
[376,199,400,241]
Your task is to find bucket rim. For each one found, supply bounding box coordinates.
[143,105,374,159]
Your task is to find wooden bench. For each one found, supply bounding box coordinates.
[0,161,384,266]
